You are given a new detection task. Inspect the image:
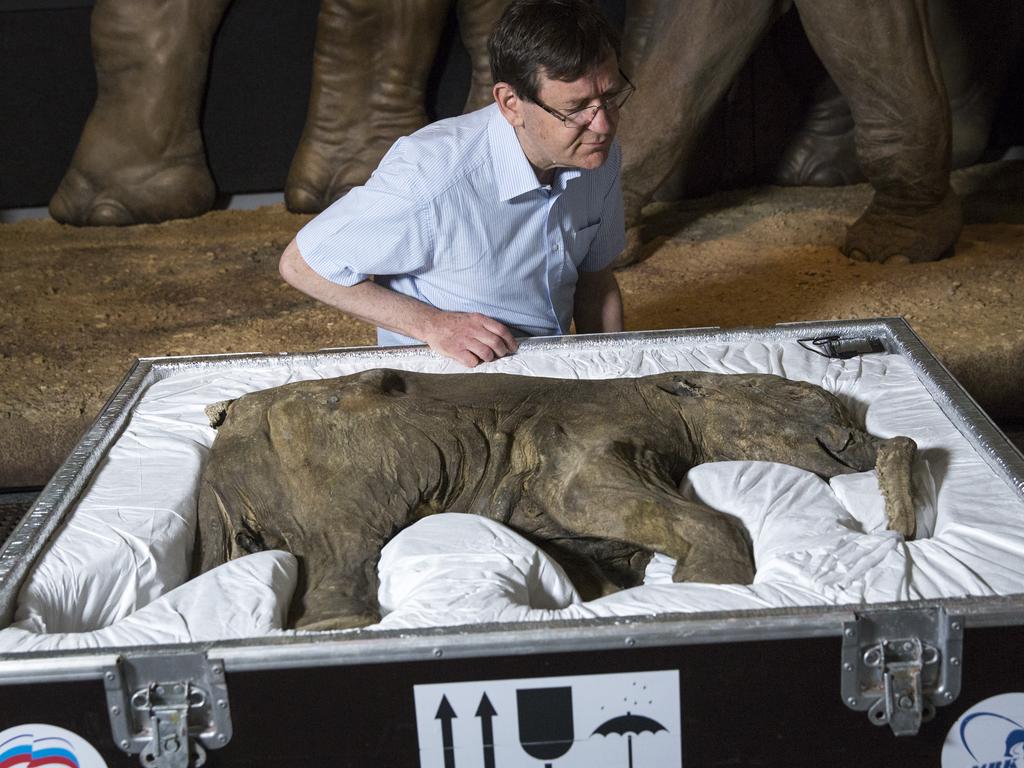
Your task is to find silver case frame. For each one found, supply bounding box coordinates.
[1,318,1022,684]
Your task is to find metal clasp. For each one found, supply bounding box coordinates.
[841,607,963,736]
[104,653,232,767]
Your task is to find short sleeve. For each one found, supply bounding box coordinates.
[579,141,626,272]
[295,139,435,285]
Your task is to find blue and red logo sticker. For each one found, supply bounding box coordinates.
[944,693,1024,768]
[0,726,106,768]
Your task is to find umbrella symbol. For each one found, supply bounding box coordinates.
[591,712,667,768]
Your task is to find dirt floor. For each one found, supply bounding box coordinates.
[1,160,1022,489]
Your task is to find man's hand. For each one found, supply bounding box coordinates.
[280,239,519,367]
[421,311,519,367]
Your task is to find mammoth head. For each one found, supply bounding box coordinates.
[657,371,916,537]
[657,372,867,470]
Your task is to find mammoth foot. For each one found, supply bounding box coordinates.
[671,515,755,586]
[291,593,381,631]
[843,190,963,264]
[672,546,755,586]
[295,611,381,631]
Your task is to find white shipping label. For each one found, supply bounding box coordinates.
[414,669,681,768]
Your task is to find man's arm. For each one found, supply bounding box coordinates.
[279,239,518,367]
[572,266,624,334]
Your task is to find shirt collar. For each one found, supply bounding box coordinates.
[487,104,583,201]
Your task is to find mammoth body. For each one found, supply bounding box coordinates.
[195,369,916,630]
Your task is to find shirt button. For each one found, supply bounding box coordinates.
[553,243,560,252]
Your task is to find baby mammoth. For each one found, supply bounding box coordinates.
[194,369,916,630]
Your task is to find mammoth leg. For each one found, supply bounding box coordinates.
[456,0,513,112]
[285,0,449,213]
[546,452,755,587]
[49,0,229,226]
[794,0,961,263]
[289,521,385,631]
[615,0,781,266]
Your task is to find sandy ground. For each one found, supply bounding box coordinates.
[1,161,1022,488]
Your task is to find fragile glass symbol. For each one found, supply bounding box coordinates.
[516,687,574,767]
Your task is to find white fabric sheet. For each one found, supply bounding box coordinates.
[2,339,1022,650]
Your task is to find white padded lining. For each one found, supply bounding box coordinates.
[2,339,1022,649]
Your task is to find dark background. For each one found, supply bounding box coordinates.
[1,0,1021,210]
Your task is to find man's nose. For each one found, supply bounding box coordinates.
[589,104,615,134]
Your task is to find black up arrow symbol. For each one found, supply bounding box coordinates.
[476,693,497,768]
[435,695,457,768]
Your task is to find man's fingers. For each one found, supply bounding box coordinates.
[476,316,519,353]
[453,350,482,368]
[465,338,497,363]
[472,329,512,358]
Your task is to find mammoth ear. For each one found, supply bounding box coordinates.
[204,399,235,428]
[656,378,706,398]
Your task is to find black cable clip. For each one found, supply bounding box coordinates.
[797,335,885,359]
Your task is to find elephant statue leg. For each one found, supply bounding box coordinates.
[457,0,514,111]
[795,0,961,263]
[776,0,1023,186]
[49,0,230,226]
[285,0,449,214]
[615,0,782,266]
[927,0,1024,169]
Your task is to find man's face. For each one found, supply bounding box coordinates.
[499,54,626,179]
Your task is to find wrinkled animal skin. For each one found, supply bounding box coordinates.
[617,0,961,265]
[774,0,1024,188]
[195,369,916,630]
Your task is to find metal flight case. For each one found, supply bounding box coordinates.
[1,318,1022,768]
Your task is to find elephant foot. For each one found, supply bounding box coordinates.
[48,0,226,226]
[774,124,862,187]
[285,128,414,214]
[612,223,646,269]
[49,141,215,226]
[775,91,862,187]
[843,190,962,264]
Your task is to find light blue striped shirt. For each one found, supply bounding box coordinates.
[296,103,625,346]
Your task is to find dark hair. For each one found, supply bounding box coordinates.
[488,0,621,103]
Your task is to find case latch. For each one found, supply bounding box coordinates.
[841,607,963,736]
[104,653,232,767]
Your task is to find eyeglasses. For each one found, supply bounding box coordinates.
[531,70,636,128]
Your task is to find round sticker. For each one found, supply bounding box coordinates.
[0,723,108,768]
[943,693,1024,768]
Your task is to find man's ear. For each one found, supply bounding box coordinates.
[493,82,525,128]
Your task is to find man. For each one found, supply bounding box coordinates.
[279,0,633,367]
